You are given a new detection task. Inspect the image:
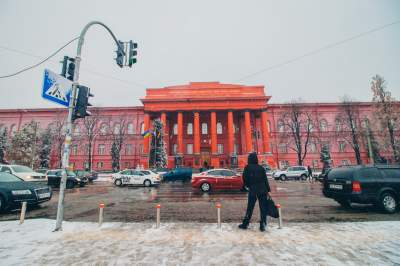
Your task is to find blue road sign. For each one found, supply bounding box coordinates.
[42,69,73,107]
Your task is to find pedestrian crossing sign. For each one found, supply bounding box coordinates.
[42,69,72,107]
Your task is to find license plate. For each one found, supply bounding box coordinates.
[38,192,51,199]
[329,184,343,190]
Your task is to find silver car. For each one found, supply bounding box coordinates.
[273,166,309,181]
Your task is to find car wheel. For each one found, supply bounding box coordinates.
[301,174,307,181]
[280,175,286,181]
[200,182,211,192]
[337,199,351,208]
[380,192,397,214]
[143,179,152,187]
[114,179,123,187]
[66,181,74,189]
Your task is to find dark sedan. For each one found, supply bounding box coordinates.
[0,172,52,212]
[75,170,97,182]
[47,169,86,189]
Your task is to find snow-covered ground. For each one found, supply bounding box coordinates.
[0,219,399,265]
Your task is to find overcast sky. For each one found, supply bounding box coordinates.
[0,0,399,109]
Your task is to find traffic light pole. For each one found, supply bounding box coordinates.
[54,21,122,231]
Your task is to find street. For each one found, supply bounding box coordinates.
[1,178,399,223]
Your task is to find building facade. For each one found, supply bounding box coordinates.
[0,82,388,171]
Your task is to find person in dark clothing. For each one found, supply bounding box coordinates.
[307,165,313,182]
[238,152,271,232]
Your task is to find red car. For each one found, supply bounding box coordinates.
[191,169,245,192]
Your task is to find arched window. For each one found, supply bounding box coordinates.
[277,120,284,133]
[217,122,223,134]
[202,123,208,134]
[187,123,193,135]
[113,123,120,135]
[335,119,342,132]
[100,123,108,135]
[127,123,134,134]
[140,122,144,135]
[319,119,328,132]
[173,123,178,135]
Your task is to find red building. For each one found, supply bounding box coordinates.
[0,82,384,170]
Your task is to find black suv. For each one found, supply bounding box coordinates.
[323,165,400,213]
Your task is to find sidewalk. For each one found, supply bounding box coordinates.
[0,219,399,265]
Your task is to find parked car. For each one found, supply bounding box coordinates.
[35,168,49,175]
[112,169,161,187]
[273,166,309,181]
[0,172,52,212]
[191,169,245,192]
[323,165,400,213]
[0,164,47,182]
[140,170,162,181]
[162,168,192,181]
[151,168,169,176]
[74,170,97,182]
[46,169,86,189]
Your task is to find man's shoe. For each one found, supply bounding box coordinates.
[238,223,248,230]
[259,222,266,232]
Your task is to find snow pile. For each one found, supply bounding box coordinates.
[0,219,399,265]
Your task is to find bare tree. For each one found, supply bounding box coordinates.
[371,75,400,163]
[108,114,129,172]
[335,97,363,165]
[80,108,103,171]
[278,101,315,165]
[49,111,67,168]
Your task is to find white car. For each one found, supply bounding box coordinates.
[112,169,161,187]
[273,166,309,181]
[0,164,47,182]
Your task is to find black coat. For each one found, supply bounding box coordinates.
[242,164,271,194]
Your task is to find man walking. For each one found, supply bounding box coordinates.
[307,165,313,183]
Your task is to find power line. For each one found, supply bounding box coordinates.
[0,43,148,88]
[0,37,79,78]
[236,19,400,82]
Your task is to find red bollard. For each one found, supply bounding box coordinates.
[276,203,282,229]
[156,204,161,228]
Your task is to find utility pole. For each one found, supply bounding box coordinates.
[54,21,128,231]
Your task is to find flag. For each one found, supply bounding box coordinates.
[142,130,153,138]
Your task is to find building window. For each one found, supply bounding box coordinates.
[71,145,78,155]
[139,144,143,154]
[202,123,208,134]
[125,144,133,155]
[217,122,223,134]
[217,144,224,154]
[124,162,130,168]
[319,119,328,132]
[341,160,350,166]
[173,123,178,135]
[361,118,370,129]
[338,141,346,153]
[73,126,80,136]
[277,120,284,133]
[279,160,289,169]
[84,162,89,170]
[173,144,178,155]
[321,141,330,151]
[100,123,108,135]
[278,143,288,153]
[127,123,134,134]
[140,122,144,135]
[335,119,342,132]
[113,123,121,134]
[98,144,105,155]
[97,162,104,169]
[187,123,193,135]
[186,144,193,155]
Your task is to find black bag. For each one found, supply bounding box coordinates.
[265,197,280,218]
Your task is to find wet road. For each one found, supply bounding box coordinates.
[1,179,399,223]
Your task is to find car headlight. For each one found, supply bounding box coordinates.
[12,190,32,195]
[76,178,81,182]
[25,175,32,179]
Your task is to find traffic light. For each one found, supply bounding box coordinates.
[128,41,138,67]
[66,58,75,81]
[72,85,93,121]
[115,41,125,68]
[60,56,69,77]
